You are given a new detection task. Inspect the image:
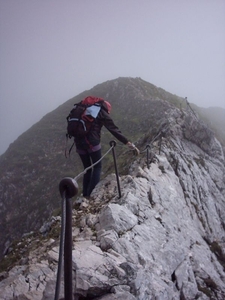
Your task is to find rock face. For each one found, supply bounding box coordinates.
[0,106,225,299]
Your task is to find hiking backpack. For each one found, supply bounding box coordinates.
[66,96,111,138]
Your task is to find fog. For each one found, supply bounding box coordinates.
[0,0,225,155]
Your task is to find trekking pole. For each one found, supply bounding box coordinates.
[56,177,79,300]
[109,140,121,199]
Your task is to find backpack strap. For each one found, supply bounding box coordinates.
[65,134,75,158]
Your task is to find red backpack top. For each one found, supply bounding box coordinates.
[81,96,111,114]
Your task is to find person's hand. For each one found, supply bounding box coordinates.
[127,142,140,156]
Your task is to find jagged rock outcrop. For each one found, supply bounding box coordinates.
[0,106,224,299]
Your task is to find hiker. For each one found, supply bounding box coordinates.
[71,96,139,198]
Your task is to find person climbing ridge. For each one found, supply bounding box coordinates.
[68,96,139,198]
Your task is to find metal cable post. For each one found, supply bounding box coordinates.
[54,178,79,300]
[109,140,121,199]
[54,192,66,300]
[146,144,150,169]
[64,197,73,300]
[159,136,162,154]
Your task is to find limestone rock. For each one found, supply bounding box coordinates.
[0,108,225,299]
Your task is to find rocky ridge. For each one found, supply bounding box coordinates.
[0,105,225,299]
[1,77,225,263]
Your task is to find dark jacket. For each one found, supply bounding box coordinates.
[75,108,128,150]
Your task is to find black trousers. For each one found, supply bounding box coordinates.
[79,149,102,197]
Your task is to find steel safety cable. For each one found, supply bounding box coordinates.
[139,124,171,154]
[74,144,114,181]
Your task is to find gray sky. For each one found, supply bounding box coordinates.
[0,0,225,155]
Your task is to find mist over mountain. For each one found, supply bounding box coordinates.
[193,105,225,153]
[0,77,225,299]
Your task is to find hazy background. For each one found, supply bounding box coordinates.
[0,0,225,155]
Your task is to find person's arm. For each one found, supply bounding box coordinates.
[99,109,129,144]
[99,109,140,155]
